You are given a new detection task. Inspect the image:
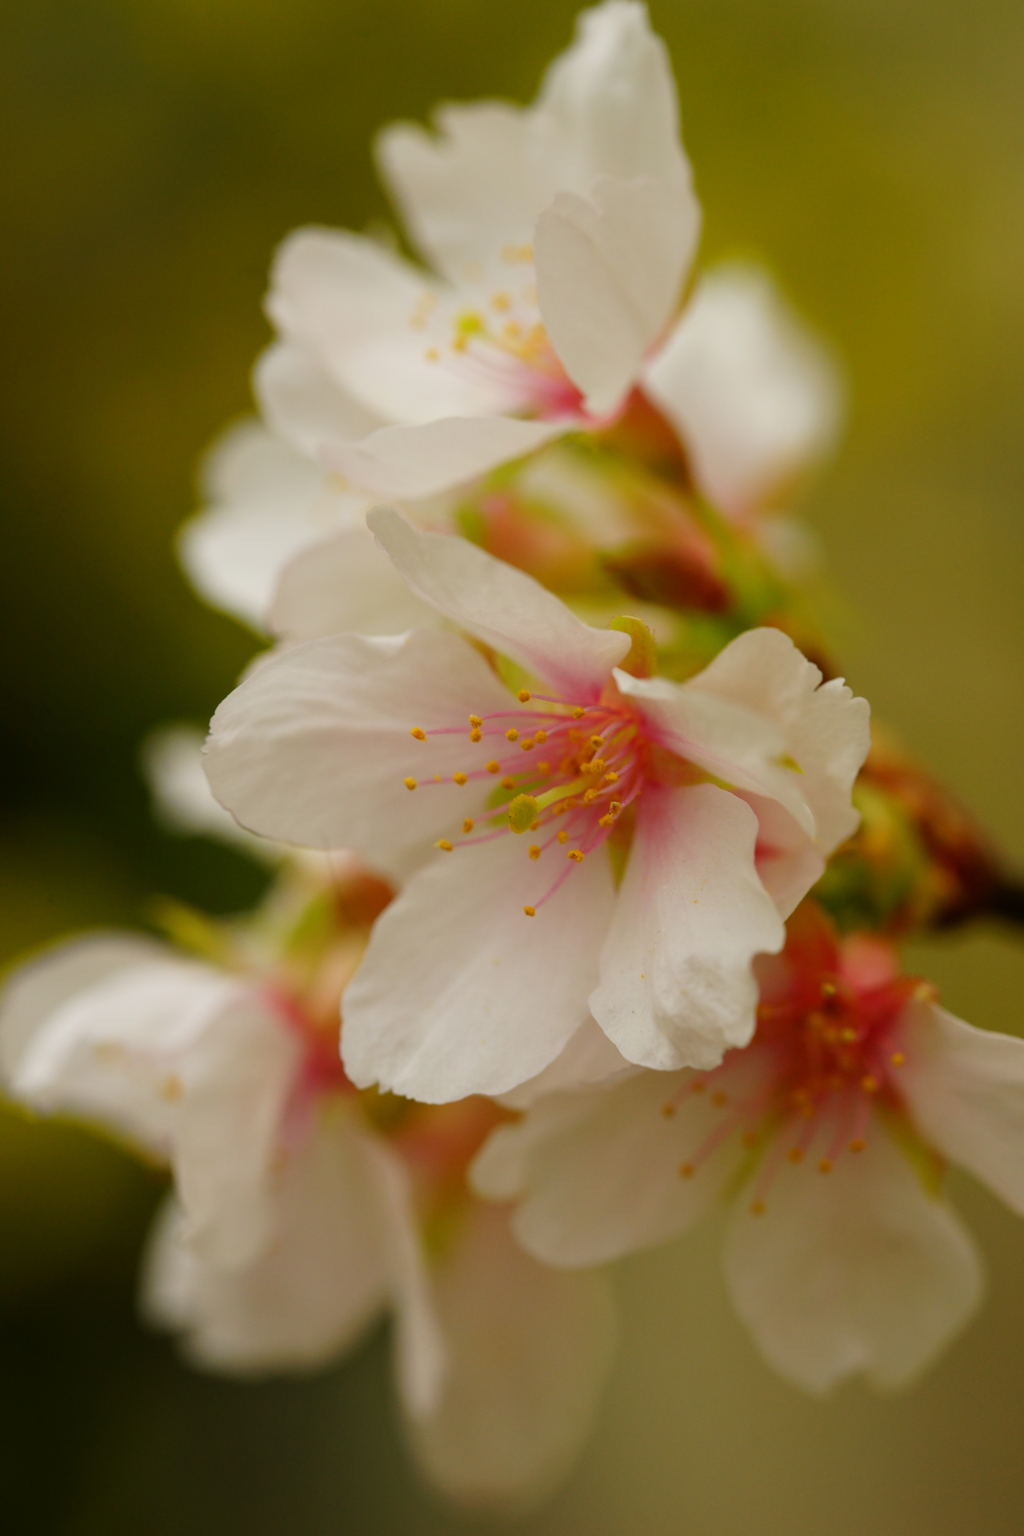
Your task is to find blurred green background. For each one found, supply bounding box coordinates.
[2,0,1023,1530]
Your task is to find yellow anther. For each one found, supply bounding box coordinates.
[609,800,622,815]
[452,334,467,352]
[557,831,569,844]
[410,727,426,741]
[598,813,614,828]
[469,729,482,742]
[589,736,603,750]
[787,1147,804,1164]
[890,1051,905,1066]
[849,1138,866,1153]
[691,1080,706,1094]
[821,980,837,997]
[750,1199,766,1216]
[567,849,585,863]
[424,347,440,362]
[818,1158,833,1174]
[520,738,535,752]
[582,789,598,805]
[508,794,539,834]
[711,1091,728,1107]
[537,760,551,775]
[502,242,534,264]
[679,1162,695,1179]
[486,760,501,774]
[462,819,474,834]
[159,1074,183,1102]
[661,1103,676,1119]
[435,839,454,852]
[501,776,516,791]
[528,845,541,861]
[840,1027,858,1043]
[523,905,536,917]
[453,772,468,786]
[403,778,417,791]
[469,715,483,727]
[861,1074,879,1094]
[505,727,519,742]
[572,706,586,719]
[517,689,531,703]
[604,770,619,784]
[583,758,605,775]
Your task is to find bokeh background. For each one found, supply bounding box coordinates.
[2,0,1024,1530]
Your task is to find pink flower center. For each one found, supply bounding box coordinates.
[407,686,654,914]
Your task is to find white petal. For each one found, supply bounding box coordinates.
[474,1053,764,1266]
[499,1016,635,1111]
[323,415,563,501]
[342,830,616,1102]
[268,525,439,641]
[403,1202,615,1510]
[267,229,518,424]
[591,784,784,1071]
[684,626,870,857]
[741,790,825,920]
[645,264,843,514]
[0,932,166,1083]
[368,507,629,698]
[141,1121,387,1374]
[140,724,281,865]
[203,628,510,854]
[254,341,386,460]
[536,174,699,416]
[723,1120,984,1394]
[898,999,1024,1217]
[179,421,349,631]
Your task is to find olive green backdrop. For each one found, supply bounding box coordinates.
[2,1,1023,1531]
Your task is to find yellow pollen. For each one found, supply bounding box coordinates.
[604,771,619,784]
[567,849,585,863]
[486,760,500,774]
[517,689,531,703]
[661,1103,676,1118]
[821,980,837,997]
[750,1199,766,1216]
[537,760,551,775]
[557,831,569,844]
[861,1074,879,1094]
[691,1080,706,1095]
[502,242,533,264]
[492,291,513,312]
[403,777,417,791]
[584,758,605,775]
[840,1027,858,1043]
[609,800,622,815]
[599,814,614,828]
[469,715,482,727]
[890,1051,905,1066]
[436,839,454,852]
[818,1158,833,1174]
[453,772,468,786]
[410,727,426,741]
[787,1147,804,1164]
[424,347,440,362]
[452,334,467,352]
[849,1138,866,1153]
[503,319,523,340]
[679,1163,695,1179]
[462,819,474,834]
[534,730,548,744]
[159,1074,183,1102]
[505,727,519,742]
[590,735,604,750]
[501,776,516,791]
[582,789,598,805]
[523,905,536,917]
[528,844,541,860]
[572,706,586,719]
[508,794,539,834]
[469,729,482,742]
[520,738,535,751]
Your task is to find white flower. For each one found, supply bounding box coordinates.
[473,902,1024,1393]
[0,881,615,1507]
[203,509,870,1101]
[259,1,701,500]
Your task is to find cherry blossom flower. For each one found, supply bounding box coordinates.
[260,1,701,500]
[0,869,614,1506]
[473,901,1024,1393]
[203,509,869,1101]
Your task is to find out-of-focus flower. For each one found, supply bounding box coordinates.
[260,0,700,500]
[203,510,869,1101]
[0,869,615,1507]
[473,900,1024,1393]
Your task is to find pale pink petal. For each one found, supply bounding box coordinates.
[499,1016,635,1111]
[267,229,518,423]
[404,1202,615,1509]
[203,629,510,854]
[474,1051,766,1266]
[254,341,386,459]
[723,1120,984,1393]
[644,265,842,515]
[741,790,826,920]
[140,725,280,865]
[269,525,439,641]
[685,626,870,857]
[591,784,784,1072]
[324,415,564,501]
[342,830,616,1102]
[141,1122,387,1374]
[898,998,1024,1217]
[368,507,629,697]
[535,174,699,416]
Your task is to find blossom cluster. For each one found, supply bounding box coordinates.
[4,2,1024,1510]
